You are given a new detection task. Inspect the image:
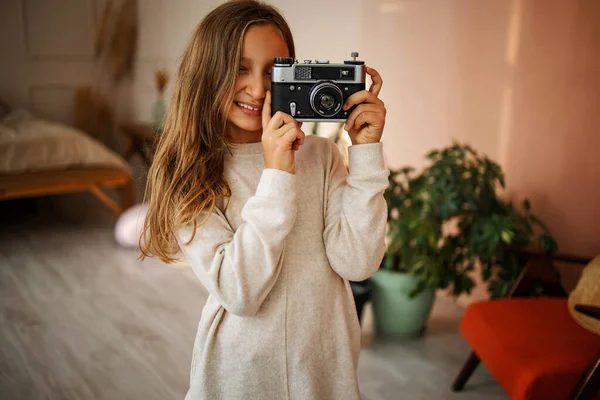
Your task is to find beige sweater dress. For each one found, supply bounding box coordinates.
[176,135,389,400]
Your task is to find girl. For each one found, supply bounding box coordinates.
[140,1,389,399]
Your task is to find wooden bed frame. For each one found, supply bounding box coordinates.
[0,167,135,215]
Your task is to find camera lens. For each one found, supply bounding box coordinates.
[309,82,343,117]
[320,93,335,110]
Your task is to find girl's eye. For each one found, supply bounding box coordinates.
[266,70,272,76]
[239,66,248,73]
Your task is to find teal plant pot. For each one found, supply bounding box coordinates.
[370,269,436,338]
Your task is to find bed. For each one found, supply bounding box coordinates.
[0,111,135,215]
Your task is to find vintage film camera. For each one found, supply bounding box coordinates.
[270,52,366,122]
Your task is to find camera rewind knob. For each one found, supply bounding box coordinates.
[344,52,364,65]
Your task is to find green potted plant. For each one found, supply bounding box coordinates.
[371,141,557,337]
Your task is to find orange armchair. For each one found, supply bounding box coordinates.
[452,251,600,400]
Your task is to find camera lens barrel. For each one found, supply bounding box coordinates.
[309,82,343,117]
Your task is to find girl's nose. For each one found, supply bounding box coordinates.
[246,74,270,100]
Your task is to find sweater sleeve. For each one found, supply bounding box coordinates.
[176,169,297,317]
[323,140,390,281]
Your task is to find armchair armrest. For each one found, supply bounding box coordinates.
[501,245,592,265]
[502,247,592,299]
[574,305,600,321]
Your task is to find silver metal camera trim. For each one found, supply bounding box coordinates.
[272,63,365,84]
[309,82,344,117]
[294,118,348,122]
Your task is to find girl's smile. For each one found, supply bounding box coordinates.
[234,101,263,117]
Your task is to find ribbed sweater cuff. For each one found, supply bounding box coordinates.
[255,169,296,199]
[348,142,385,175]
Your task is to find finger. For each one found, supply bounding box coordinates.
[292,131,305,147]
[345,103,384,130]
[342,90,382,111]
[268,111,297,132]
[282,126,305,145]
[344,104,385,131]
[276,120,299,138]
[262,90,272,130]
[293,122,303,147]
[366,66,383,97]
[353,111,381,131]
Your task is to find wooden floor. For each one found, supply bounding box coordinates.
[0,195,508,400]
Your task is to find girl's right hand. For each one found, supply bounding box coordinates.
[261,90,305,175]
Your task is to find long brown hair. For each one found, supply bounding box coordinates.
[139,0,296,263]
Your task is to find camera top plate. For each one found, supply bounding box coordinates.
[272,52,365,85]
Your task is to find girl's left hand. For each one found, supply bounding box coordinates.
[342,66,386,145]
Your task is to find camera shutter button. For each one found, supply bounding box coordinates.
[290,102,297,117]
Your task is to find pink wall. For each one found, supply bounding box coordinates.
[502,0,600,259]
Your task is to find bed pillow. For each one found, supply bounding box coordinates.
[0,117,131,174]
